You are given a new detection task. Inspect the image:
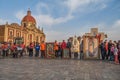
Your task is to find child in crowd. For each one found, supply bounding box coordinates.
[114,45,119,64]
[110,44,114,61]
[35,43,40,57]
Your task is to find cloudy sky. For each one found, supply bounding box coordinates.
[0,0,120,42]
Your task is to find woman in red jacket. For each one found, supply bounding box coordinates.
[2,42,9,57]
[11,43,17,58]
[61,40,66,58]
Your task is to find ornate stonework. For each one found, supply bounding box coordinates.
[0,9,45,45]
[68,28,107,59]
[83,28,107,59]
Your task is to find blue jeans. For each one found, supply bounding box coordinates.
[101,50,105,60]
[109,52,114,61]
[29,50,33,57]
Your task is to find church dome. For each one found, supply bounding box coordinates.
[22,9,36,24]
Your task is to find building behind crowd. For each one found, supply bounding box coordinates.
[0,9,45,45]
[83,28,106,41]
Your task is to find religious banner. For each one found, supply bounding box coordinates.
[71,36,80,59]
[71,36,80,53]
[84,37,99,59]
[63,48,69,59]
[46,43,55,58]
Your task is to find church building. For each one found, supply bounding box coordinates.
[0,9,45,45]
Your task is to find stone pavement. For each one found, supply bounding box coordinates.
[0,58,120,80]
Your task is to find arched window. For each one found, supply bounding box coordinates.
[10,31,12,37]
[30,34,32,39]
[16,32,20,37]
[36,36,38,42]
[40,37,42,41]
[24,23,26,27]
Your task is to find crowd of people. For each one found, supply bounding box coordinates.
[0,39,120,64]
[100,40,120,64]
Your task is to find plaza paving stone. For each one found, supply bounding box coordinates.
[0,57,120,80]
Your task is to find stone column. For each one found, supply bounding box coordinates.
[4,25,8,42]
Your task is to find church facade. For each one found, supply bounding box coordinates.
[0,9,45,45]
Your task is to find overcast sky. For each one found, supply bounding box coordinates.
[0,0,120,42]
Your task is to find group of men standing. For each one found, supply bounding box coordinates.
[0,42,25,58]
[52,37,83,59]
[0,41,46,58]
[0,37,83,60]
[100,40,120,64]
[1,39,120,64]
